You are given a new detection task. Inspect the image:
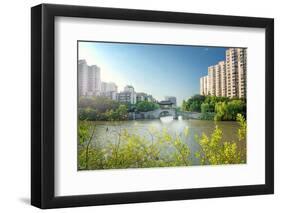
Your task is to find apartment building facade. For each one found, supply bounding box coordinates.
[200,75,209,96]
[101,82,118,100]
[200,48,247,98]
[117,85,137,104]
[208,65,216,96]
[78,60,101,96]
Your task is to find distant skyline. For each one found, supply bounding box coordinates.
[78,41,227,105]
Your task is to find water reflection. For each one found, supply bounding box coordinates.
[90,119,243,165]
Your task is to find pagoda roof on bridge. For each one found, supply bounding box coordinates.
[158,100,173,105]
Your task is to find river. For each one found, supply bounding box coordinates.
[87,119,246,166]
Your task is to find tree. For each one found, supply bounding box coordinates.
[182,95,205,112]
[201,102,212,113]
[116,104,129,120]
[78,96,129,121]
[104,105,129,121]
[79,107,98,120]
[214,102,227,121]
[79,96,120,113]
[195,114,246,165]
[200,102,216,120]
[226,100,245,120]
[214,100,246,121]
[78,121,97,170]
[181,100,187,111]
[136,101,159,112]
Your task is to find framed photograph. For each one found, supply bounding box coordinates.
[31,4,274,209]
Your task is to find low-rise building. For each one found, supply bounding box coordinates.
[158,100,174,109]
[165,96,177,107]
[117,85,136,104]
[136,93,156,103]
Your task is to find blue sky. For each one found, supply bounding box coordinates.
[78,41,227,106]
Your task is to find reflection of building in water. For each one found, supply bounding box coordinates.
[78,59,101,96]
[101,82,118,100]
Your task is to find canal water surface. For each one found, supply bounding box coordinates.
[86,119,245,166]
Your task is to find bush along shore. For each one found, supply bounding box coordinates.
[78,113,246,170]
[181,95,246,121]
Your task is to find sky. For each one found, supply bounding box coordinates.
[78,41,227,106]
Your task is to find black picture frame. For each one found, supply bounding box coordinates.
[31,3,274,209]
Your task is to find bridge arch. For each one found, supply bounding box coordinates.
[153,108,176,119]
[159,110,172,117]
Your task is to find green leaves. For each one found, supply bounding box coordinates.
[78,115,246,170]
[183,94,246,121]
[78,96,129,121]
[78,124,194,169]
[237,113,246,141]
[196,115,246,165]
[78,121,90,145]
[214,99,246,121]
[182,95,205,112]
[136,101,159,112]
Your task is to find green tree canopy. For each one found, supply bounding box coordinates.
[214,100,246,121]
[136,101,159,112]
[79,96,120,113]
[182,95,205,112]
[182,95,246,121]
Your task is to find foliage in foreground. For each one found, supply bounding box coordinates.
[78,114,246,170]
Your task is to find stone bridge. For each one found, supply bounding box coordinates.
[129,109,201,120]
[129,108,176,119]
[150,108,177,119]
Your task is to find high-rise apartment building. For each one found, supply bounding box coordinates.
[237,48,247,98]
[200,48,246,98]
[78,60,88,96]
[200,76,205,95]
[219,61,227,97]
[101,82,118,100]
[200,77,204,95]
[214,64,221,97]
[200,75,209,96]
[226,48,247,98]
[87,65,101,96]
[204,76,209,95]
[78,60,101,96]
[214,61,226,97]
[208,66,216,96]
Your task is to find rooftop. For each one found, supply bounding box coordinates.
[158,100,173,105]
